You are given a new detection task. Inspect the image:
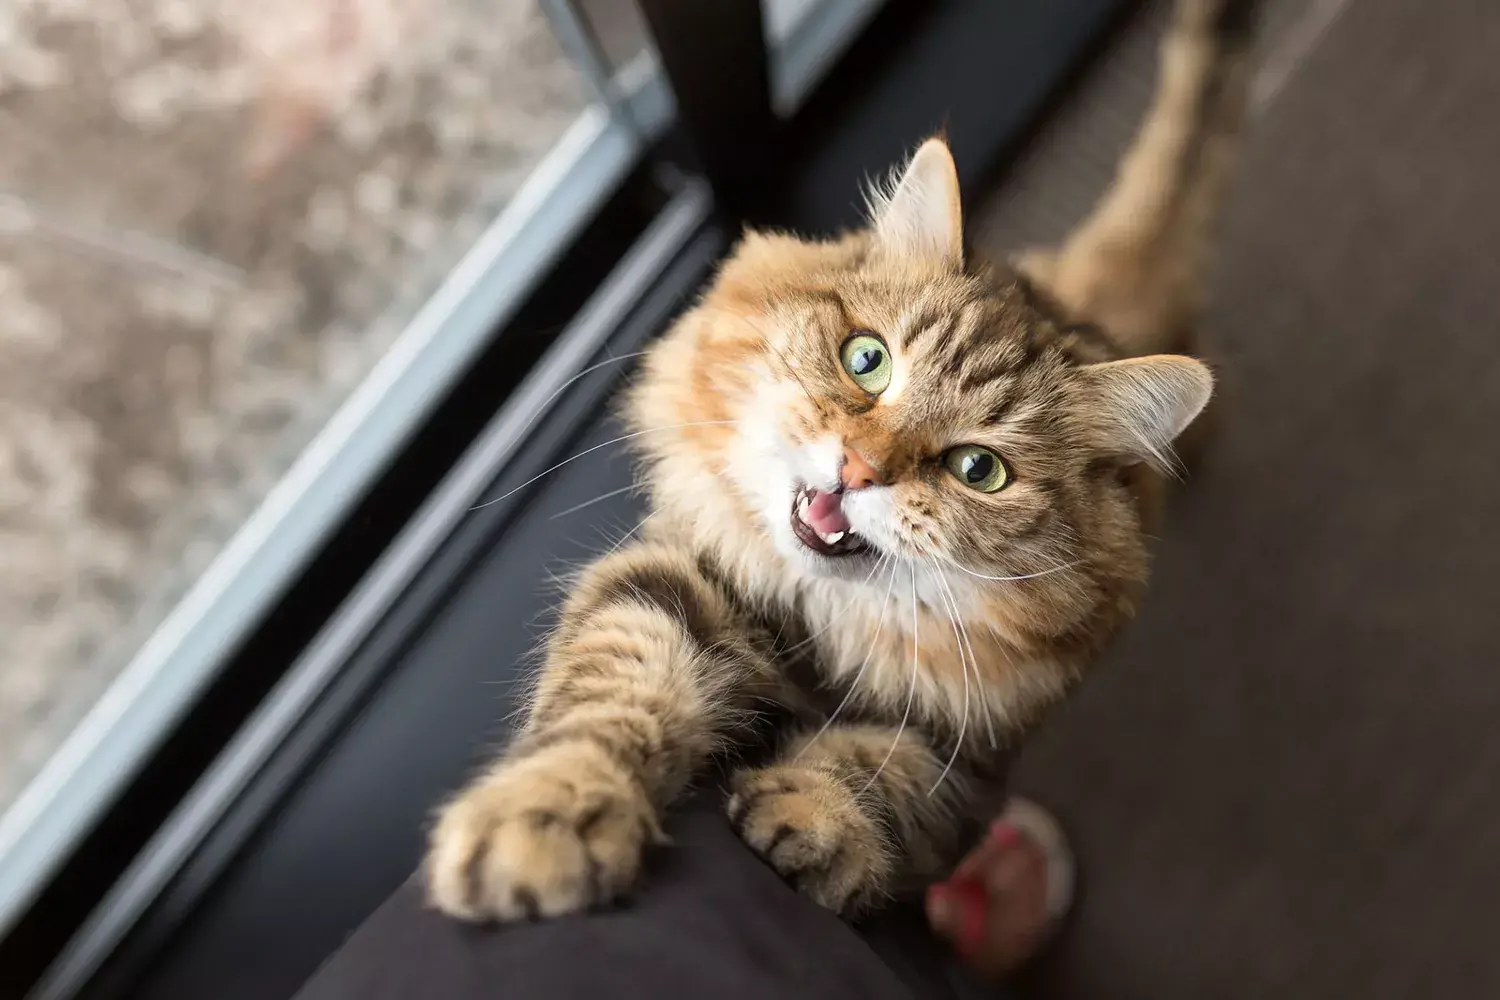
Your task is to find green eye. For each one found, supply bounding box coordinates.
[839,333,892,394]
[944,446,1009,493]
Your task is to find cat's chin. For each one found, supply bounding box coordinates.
[785,543,883,582]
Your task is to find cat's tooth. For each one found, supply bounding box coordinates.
[825,531,845,545]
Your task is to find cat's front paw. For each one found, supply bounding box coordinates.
[425,743,659,922]
[727,763,893,915]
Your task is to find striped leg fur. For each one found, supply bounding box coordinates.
[425,542,776,921]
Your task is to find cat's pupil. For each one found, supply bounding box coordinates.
[963,453,994,483]
[852,347,882,375]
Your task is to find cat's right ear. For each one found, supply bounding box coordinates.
[1077,355,1214,472]
[868,138,964,270]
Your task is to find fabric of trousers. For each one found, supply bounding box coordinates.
[292,790,995,1000]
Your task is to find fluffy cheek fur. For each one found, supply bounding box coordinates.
[729,375,855,578]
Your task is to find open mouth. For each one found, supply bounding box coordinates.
[790,485,873,558]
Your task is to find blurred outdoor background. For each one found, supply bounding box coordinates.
[0,0,595,807]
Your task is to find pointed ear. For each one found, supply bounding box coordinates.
[1078,356,1214,471]
[868,138,963,268]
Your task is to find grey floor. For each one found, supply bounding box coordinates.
[972,1,1500,996]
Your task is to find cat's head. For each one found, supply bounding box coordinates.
[632,139,1211,628]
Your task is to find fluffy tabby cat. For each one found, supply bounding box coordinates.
[427,0,1260,921]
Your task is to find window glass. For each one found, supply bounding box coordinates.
[0,0,592,811]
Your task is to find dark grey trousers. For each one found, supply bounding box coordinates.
[293,791,993,1000]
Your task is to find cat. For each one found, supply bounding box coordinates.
[425,0,1261,921]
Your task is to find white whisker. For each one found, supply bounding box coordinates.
[932,564,996,751]
[605,509,657,557]
[861,564,919,799]
[516,351,648,441]
[794,557,898,761]
[941,557,1081,584]
[926,558,970,795]
[471,420,739,511]
[548,484,638,520]
[780,556,889,656]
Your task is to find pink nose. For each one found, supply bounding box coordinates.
[840,446,883,491]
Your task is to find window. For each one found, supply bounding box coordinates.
[0,0,600,817]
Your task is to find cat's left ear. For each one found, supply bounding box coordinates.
[869,138,963,269]
[1078,356,1214,471]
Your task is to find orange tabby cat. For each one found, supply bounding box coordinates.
[426,0,1259,920]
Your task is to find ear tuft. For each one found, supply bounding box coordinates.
[866,138,963,268]
[1079,356,1214,472]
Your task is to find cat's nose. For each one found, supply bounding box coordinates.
[840,446,884,491]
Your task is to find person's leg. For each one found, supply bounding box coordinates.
[293,789,991,1000]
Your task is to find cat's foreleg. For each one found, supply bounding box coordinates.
[425,542,774,921]
[727,723,970,915]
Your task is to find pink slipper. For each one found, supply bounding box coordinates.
[926,797,1076,963]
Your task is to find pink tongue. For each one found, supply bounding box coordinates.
[803,490,851,535]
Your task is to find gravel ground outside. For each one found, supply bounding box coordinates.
[0,0,592,809]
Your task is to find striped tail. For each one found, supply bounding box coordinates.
[1016,0,1264,357]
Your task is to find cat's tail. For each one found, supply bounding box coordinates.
[1015,0,1263,358]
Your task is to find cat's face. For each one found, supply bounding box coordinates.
[634,140,1210,620]
[731,270,1084,592]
